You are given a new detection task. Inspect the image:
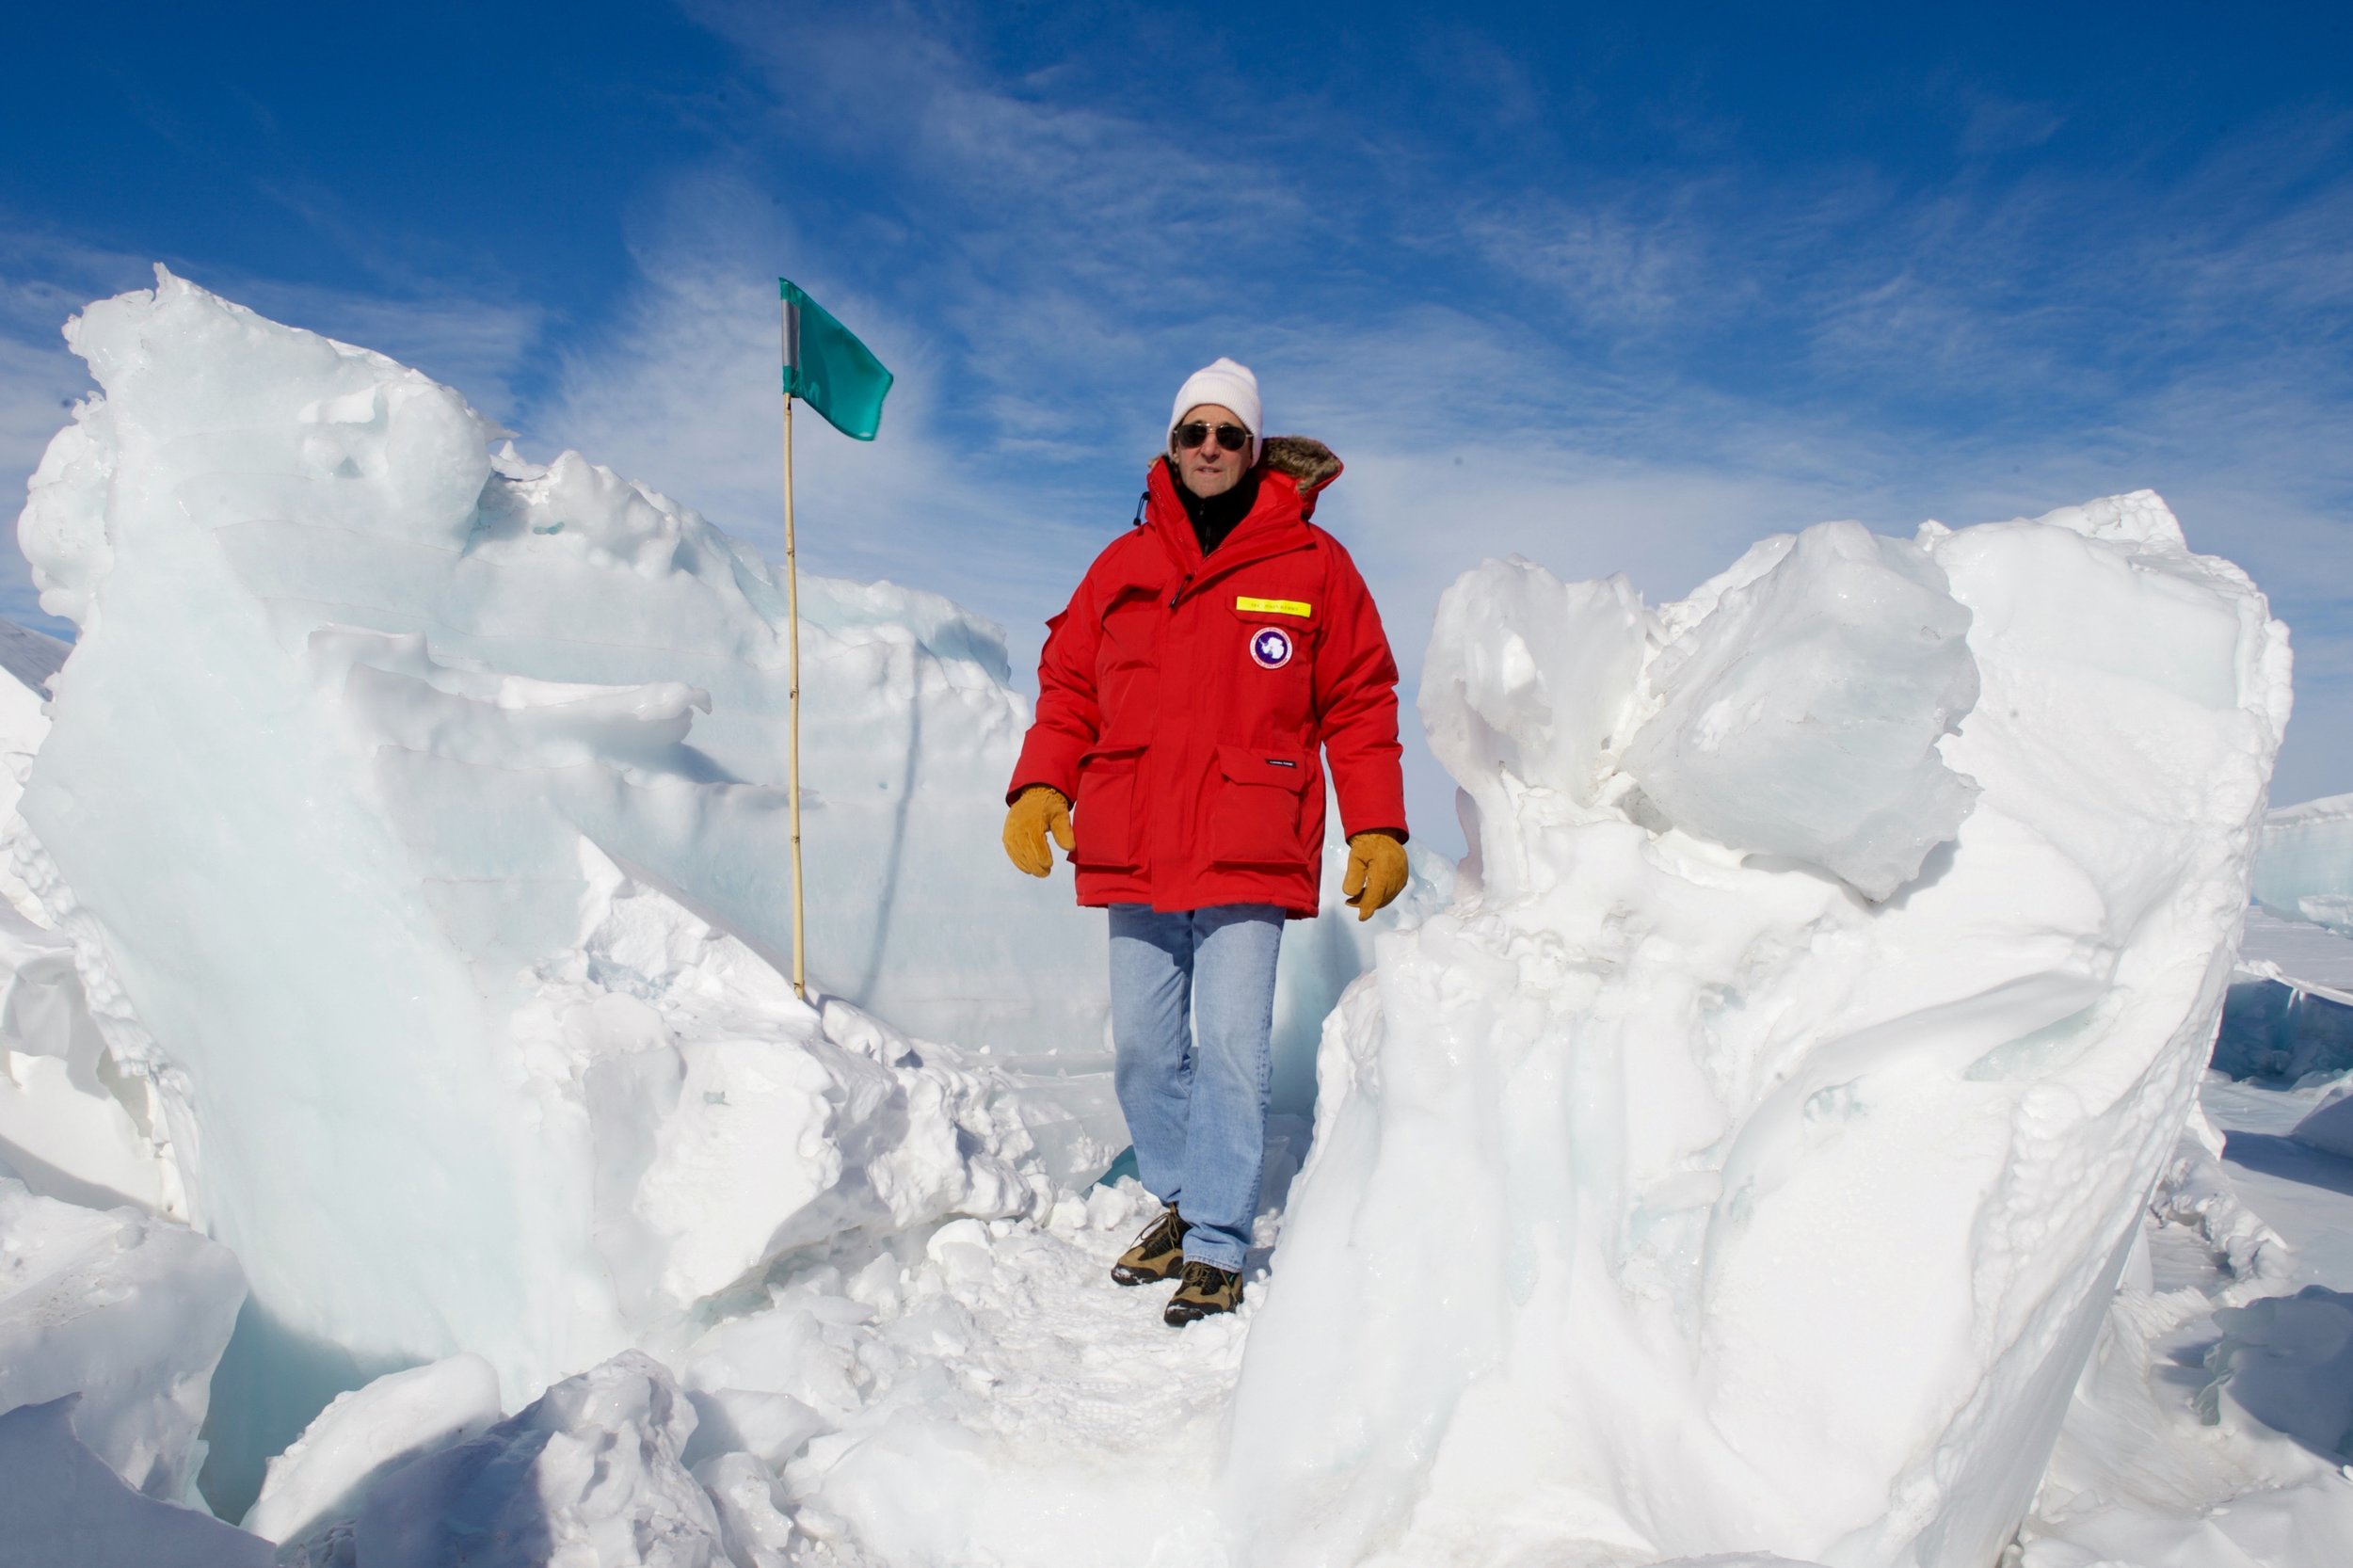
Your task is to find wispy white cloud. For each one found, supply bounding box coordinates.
[547,7,2353,825]
[1957,94,2065,159]
[10,6,2349,826]
[528,168,1118,673]
[1456,185,1739,333]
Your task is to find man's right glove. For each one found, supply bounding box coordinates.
[1342,830,1408,920]
[1002,785,1075,877]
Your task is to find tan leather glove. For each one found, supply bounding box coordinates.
[1342,830,1408,921]
[1003,785,1075,877]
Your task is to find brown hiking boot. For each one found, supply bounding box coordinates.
[1163,1259,1243,1325]
[1110,1205,1191,1286]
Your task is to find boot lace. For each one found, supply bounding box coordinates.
[1139,1208,1189,1255]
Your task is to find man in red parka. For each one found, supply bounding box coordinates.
[1001,358,1410,1325]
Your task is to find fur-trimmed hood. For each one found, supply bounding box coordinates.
[1145,435,1343,497]
[1259,435,1342,495]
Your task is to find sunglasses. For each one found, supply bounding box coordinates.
[1173,421,1251,453]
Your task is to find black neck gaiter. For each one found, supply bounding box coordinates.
[1170,458,1262,556]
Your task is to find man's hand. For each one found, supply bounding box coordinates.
[1002,785,1075,876]
[1341,830,1408,920]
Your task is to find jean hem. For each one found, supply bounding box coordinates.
[1182,1240,1246,1272]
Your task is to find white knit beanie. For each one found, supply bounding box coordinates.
[1169,358,1262,464]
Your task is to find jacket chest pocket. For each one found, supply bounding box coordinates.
[1073,744,1146,870]
[1207,744,1312,867]
[1225,600,1314,727]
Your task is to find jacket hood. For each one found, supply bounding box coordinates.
[1147,437,1341,492]
[1141,435,1344,568]
[1260,436,1342,495]
[1145,436,1343,505]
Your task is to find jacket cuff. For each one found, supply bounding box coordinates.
[1338,784,1411,845]
[1007,733,1083,806]
[1006,776,1071,807]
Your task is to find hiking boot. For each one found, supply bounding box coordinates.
[1110,1205,1191,1287]
[1163,1259,1243,1325]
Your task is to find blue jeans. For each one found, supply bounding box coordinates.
[1107,904,1284,1272]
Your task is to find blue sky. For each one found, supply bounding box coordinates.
[4,0,2348,845]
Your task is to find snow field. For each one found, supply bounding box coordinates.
[3,277,1421,1509]
[0,271,1433,1537]
[232,1112,2353,1568]
[248,1178,1268,1567]
[7,269,1144,1502]
[0,270,2345,1568]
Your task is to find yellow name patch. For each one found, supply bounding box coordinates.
[1235,596,1312,618]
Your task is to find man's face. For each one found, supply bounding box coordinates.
[1172,403,1251,498]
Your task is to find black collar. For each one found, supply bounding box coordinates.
[1168,457,1263,556]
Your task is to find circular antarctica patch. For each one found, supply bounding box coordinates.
[1249,626,1294,669]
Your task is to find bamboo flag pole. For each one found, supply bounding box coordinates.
[776,276,892,1006]
[781,351,808,1001]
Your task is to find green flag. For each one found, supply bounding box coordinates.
[780,279,893,440]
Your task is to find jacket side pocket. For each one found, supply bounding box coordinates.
[1208,744,1313,867]
[1072,745,1146,870]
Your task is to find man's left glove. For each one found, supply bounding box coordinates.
[1002,785,1075,877]
[1342,830,1408,921]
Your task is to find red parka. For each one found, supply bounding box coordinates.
[1008,438,1408,917]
